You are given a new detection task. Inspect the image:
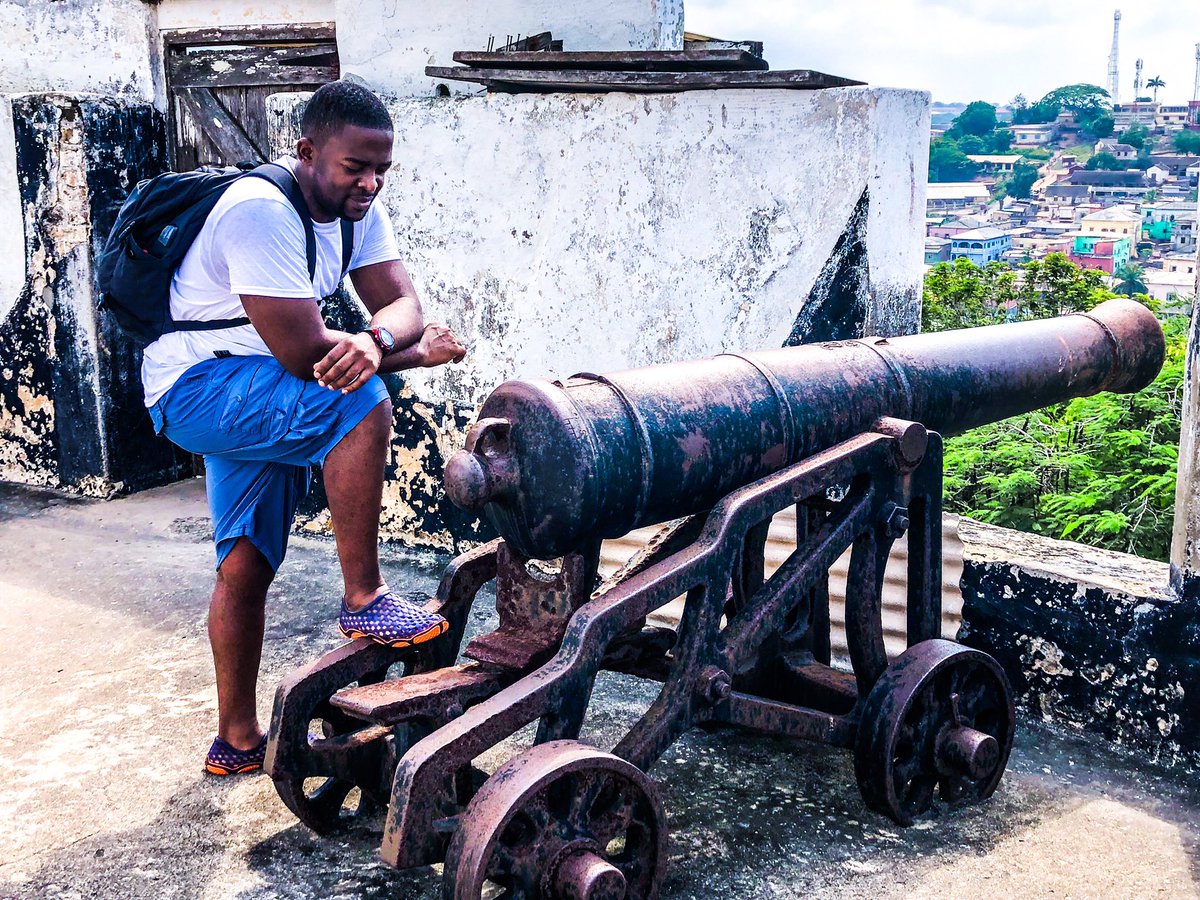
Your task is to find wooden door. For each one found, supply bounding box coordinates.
[163,23,340,169]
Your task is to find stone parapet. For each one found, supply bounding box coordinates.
[957,518,1199,770]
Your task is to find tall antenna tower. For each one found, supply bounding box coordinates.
[1134,58,1143,99]
[1107,10,1121,103]
[1194,43,1200,101]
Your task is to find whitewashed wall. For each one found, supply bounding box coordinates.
[0,99,24,324]
[372,87,929,408]
[157,0,334,30]
[334,0,685,97]
[0,1,157,101]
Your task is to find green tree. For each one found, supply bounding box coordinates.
[1120,123,1149,150]
[1113,263,1147,296]
[928,139,979,182]
[1087,114,1115,138]
[942,315,1183,560]
[925,256,1181,560]
[988,128,1014,152]
[1085,152,1123,171]
[953,101,998,137]
[1174,131,1200,154]
[1146,76,1165,102]
[1005,161,1039,199]
[957,134,986,154]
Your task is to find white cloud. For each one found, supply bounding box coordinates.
[685,1,1200,104]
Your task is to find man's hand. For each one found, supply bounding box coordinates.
[418,323,467,367]
[314,332,383,393]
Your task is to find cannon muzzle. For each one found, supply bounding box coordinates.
[446,299,1165,560]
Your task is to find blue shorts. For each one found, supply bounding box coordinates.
[150,356,389,573]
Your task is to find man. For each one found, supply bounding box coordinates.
[141,80,466,776]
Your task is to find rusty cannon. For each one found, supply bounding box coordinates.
[265,298,1164,898]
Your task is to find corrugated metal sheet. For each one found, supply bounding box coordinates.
[599,510,963,661]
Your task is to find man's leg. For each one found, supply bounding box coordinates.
[209,537,274,749]
[321,398,393,610]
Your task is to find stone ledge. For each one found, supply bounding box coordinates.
[956,518,1200,771]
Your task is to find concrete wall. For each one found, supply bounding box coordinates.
[156,0,334,30]
[958,520,1199,771]
[0,95,188,496]
[268,86,930,551]
[334,0,685,97]
[0,1,158,102]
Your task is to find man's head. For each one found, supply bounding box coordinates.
[295,81,394,222]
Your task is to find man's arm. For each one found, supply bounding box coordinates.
[337,259,465,375]
[241,294,380,393]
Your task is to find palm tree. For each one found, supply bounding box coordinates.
[1147,76,1166,103]
[1113,263,1147,296]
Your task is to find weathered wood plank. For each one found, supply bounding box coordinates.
[451,49,770,72]
[169,45,339,88]
[426,67,864,93]
[176,88,263,165]
[161,22,336,47]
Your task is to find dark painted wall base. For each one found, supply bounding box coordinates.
[956,519,1200,771]
[0,94,189,495]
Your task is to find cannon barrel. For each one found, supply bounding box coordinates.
[445,299,1165,560]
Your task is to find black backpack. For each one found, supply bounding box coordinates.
[97,161,353,344]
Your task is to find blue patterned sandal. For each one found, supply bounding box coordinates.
[339,591,448,648]
[205,734,267,776]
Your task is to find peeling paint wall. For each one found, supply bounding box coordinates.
[269,86,929,551]
[0,95,189,496]
[957,519,1199,771]
[0,1,158,102]
[334,0,686,97]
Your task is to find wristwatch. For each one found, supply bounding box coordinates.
[363,326,395,354]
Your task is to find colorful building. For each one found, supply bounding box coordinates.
[949,227,1012,266]
[1069,235,1131,274]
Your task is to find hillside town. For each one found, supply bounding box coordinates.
[926,79,1200,309]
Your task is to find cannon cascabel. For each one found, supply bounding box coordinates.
[444,298,1165,560]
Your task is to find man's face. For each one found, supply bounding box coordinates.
[298,124,393,222]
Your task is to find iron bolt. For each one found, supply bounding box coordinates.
[697,666,732,705]
[884,505,910,538]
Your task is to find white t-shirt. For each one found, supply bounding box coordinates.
[140,156,401,406]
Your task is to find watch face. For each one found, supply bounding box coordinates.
[377,327,396,351]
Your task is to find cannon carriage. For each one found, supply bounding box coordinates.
[265,299,1164,899]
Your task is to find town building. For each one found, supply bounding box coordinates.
[1010,124,1055,147]
[926,182,992,215]
[924,237,951,265]
[1068,234,1132,274]
[949,226,1012,265]
[1144,201,1199,255]
[1079,205,1142,240]
[966,154,1022,176]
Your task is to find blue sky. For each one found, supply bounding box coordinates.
[685,2,1200,106]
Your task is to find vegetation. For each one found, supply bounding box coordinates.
[928,139,979,182]
[1147,76,1165,103]
[1174,131,1200,154]
[1119,123,1150,150]
[1005,161,1039,199]
[1113,263,1148,296]
[924,255,1182,560]
[1085,152,1124,171]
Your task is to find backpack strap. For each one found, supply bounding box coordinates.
[245,162,318,281]
[340,218,355,278]
[166,162,346,339]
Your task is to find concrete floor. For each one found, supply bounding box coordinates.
[1,479,1199,899]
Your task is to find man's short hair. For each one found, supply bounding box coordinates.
[301,81,393,143]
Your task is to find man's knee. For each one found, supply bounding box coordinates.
[215,538,275,601]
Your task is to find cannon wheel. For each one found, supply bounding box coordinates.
[443,741,667,900]
[854,639,1015,826]
[273,698,386,834]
